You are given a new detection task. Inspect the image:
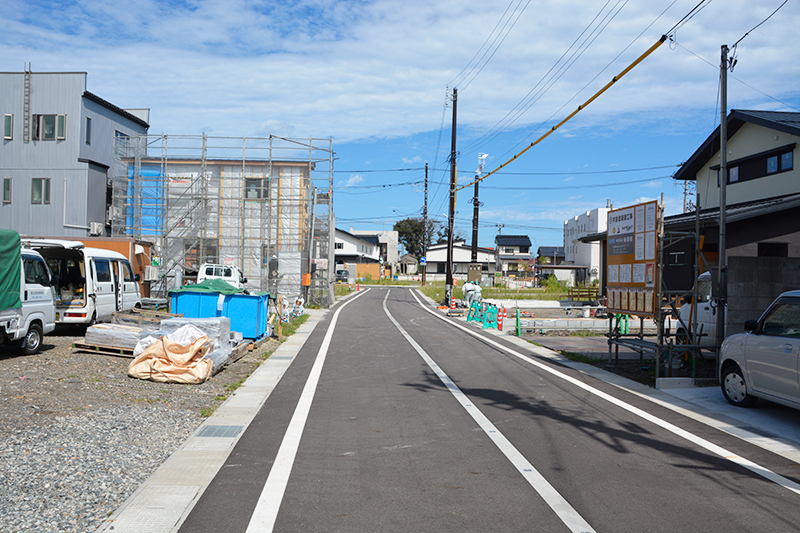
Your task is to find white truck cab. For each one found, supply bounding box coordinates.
[0,230,56,354]
[197,263,247,289]
[677,271,719,346]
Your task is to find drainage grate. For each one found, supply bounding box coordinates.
[196,425,244,438]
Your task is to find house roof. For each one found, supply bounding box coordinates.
[495,235,531,247]
[673,110,800,182]
[664,192,800,228]
[537,246,564,257]
[578,193,800,241]
[83,91,150,129]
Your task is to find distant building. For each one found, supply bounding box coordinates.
[563,206,609,285]
[334,228,380,264]
[494,235,532,275]
[0,71,149,237]
[350,229,399,275]
[424,240,497,278]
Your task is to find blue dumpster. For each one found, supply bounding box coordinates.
[169,279,270,340]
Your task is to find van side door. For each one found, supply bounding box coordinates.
[92,258,115,322]
[120,260,141,310]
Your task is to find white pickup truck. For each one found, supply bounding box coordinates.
[0,229,56,354]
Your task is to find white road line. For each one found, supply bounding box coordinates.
[383,290,596,533]
[245,289,370,533]
[409,289,800,497]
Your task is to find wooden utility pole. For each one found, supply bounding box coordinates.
[422,163,428,286]
[446,88,457,304]
[716,44,729,350]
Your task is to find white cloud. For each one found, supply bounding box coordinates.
[1,0,797,145]
[338,174,364,188]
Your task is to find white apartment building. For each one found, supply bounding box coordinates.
[563,206,609,285]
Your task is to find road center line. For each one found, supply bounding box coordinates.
[383,290,596,533]
[245,289,370,533]
[409,289,800,497]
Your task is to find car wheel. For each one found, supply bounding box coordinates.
[20,324,43,355]
[721,365,758,407]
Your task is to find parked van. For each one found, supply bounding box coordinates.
[23,239,142,325]
[0,230,56,354]
[197,263,247,289]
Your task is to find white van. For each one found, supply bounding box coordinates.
[0,230,57,354]
[24,240,142,325]
[197,263,247,289]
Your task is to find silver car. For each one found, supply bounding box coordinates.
[719,290,800,408]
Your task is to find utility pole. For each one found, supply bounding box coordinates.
[446,88,457,304]
[422,162,428,286]
[716,44,729,352]
[471,153,487,263]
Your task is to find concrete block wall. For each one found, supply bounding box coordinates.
[727,256,800,332]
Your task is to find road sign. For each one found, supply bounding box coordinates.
[420,257,426,265]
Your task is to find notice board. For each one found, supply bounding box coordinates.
[606,200,659,317]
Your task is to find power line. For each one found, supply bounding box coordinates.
[461,0,631,154]
[732,0,788,47]
[458,34,669,192]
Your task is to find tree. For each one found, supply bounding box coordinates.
[393,217,440,257]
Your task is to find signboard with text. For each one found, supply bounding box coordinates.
[606,200,659,317]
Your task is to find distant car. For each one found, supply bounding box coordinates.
[719,290,800,409]
[335,270,349,283]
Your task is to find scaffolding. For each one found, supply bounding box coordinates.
[111,134,334,308]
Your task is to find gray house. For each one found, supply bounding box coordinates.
[1,71,149,237]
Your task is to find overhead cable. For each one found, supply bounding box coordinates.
[457,34,668,192]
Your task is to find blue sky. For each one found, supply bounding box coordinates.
[3,0,799,252]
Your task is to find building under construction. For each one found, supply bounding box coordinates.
[110,134,334,308]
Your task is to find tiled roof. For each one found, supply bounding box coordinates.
[495,235,531,246]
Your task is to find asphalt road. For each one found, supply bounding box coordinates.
[179,287,800,533]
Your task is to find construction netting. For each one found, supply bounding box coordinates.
[110,134,334,308]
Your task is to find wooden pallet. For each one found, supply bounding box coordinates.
[72,342,134,358]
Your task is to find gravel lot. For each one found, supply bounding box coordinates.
[0,325,280,533]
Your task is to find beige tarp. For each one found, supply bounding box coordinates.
[128,335,213,384]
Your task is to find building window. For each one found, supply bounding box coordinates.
[782,152,793,171]
[504,248,514,254]
[715,144,795,184]
[3,114,12,140]
[31,178,50,204]
[758,242,788,257]
[85,117,92,145]
[32,114,66,140]
[335,242,343,249]
[244,177,268,199]
[3,178,11,203]
[767,155,778,174]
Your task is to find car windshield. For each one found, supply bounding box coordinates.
[761,299,800,337]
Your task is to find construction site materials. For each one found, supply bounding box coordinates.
[129,324,213,384]
[85,323,149,351]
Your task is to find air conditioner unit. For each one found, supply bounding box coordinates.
[89,222,103,236]
[143,265,159,282]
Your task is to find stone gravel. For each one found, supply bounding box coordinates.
[0,326,279,533]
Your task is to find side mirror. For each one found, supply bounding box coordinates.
[683,294,693,304]
[744,319,758,333]
[134,274,141,282]
[243,277,248,284]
